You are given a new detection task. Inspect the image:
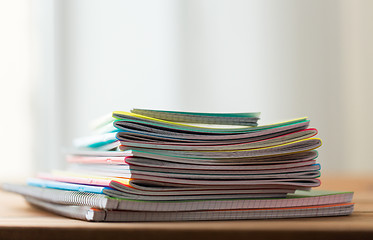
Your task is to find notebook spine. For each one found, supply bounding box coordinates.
[25,196,96,221]
[3,184,117,210]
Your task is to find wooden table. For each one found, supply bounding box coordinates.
[0,175,372,240]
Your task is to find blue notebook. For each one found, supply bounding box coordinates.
[27,178,111,194]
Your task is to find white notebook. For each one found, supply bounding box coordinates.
[25,196,354,222]
[3,183,354,212]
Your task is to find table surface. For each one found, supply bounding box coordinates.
[0,175,372,240]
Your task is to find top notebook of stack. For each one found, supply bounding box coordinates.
[3,109,354,221]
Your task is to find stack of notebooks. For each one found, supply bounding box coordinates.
[3,109,354,221]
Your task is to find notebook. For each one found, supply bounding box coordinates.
[117,128,318,151]
[68,162,321,175]
[3,183,353,212]
[118,138,322,160]
[130,108,261,126]
[112,111,304,133]
[24,196,354,222]
[37,171,321,190]
[67,150,319,166]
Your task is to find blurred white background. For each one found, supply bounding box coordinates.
[1,0,372,179]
